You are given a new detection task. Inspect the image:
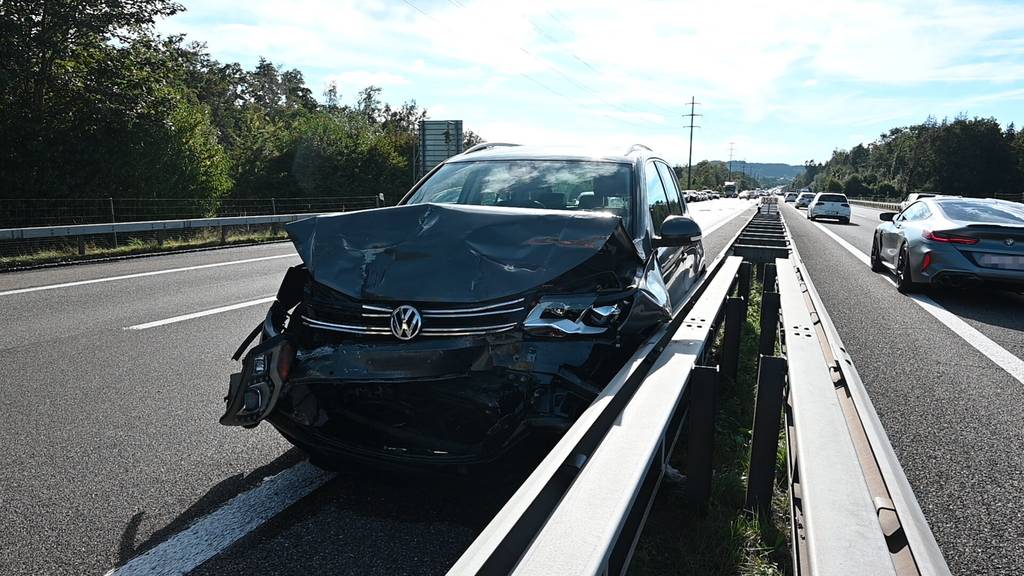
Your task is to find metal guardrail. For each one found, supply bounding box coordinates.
[849,199,901,211]
[780,246,950,576]
[448,204,949,576]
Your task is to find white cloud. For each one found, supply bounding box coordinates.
[325,71,409,91]
[159,0,1024,163]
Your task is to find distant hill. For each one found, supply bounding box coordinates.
[716,161,804,181]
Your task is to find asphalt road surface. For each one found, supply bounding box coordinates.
[0,199,756,576]
[782,201,1024,576]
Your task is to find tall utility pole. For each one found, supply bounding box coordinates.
[728,142,736,179]
[682,97,701,189]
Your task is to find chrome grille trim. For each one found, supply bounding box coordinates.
[310,298,527,338]
[420,322,519,334]
[420,298,525,314]
[301,316,390,335]
[422,307,525,319]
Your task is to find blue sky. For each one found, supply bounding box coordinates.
[158,0,1024,166]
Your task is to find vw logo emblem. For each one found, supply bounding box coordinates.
[390,305,422,340]
[1006,238,1016,247]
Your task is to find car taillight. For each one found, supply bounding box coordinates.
[923,230,978,245]
[921,252,933,272]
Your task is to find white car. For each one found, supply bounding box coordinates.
[738,191,751,199]
[807,192,851,223]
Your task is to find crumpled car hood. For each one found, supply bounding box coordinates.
[286,203,640,303]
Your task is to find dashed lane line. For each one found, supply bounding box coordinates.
[0,254,297,297]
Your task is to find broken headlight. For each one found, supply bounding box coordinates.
[524,294,626,337]
[220,335,295,427]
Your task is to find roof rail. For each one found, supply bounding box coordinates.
[462,142,521,155]
[625,143,652,155]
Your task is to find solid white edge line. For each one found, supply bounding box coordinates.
[104,461,333,576]
[126,296,277,330]
[800,207,1024,386]
[0,254,297,297]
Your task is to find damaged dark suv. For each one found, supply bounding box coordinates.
[221,144,706,469]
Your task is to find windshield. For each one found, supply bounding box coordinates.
[405,160,634,225]
[817,194,847,203]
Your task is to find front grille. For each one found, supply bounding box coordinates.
[302,285,528,338]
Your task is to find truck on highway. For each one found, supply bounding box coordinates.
[722,181,738,198]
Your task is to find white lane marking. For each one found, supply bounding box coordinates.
[805,216,1024,386]
[126,296,276,330]
[0,254,297,297]
[105,461,333,576]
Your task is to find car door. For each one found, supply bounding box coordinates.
[644,160,684,291]
[882,202,922,264]
[655,161,701,293]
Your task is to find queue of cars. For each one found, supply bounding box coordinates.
[683,189,720,202]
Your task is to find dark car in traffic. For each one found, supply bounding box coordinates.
[220,144,707,470]
[871,197,1024,292]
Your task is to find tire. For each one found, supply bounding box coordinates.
[895,244,919,293]
[870,235,886,272]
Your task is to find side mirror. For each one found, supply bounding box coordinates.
[655,215,702,247]
[879,212,896,222]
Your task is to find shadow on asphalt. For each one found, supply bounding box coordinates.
[187,441,554,576]
[927,286,1024,332]
[114,447,307,565]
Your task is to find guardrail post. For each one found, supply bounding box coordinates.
[77,236,86,256]
[686,366,720,510]
[763,262,777,293]
[720,297,745,382]
[220,226,227,244]
[759,292,780,356]
[745,356,787,517]
[155,229,164,247]
[738,261,752,301]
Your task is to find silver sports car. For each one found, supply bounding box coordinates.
[871,197,1024,293]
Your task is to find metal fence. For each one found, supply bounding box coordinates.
[0,196,379,228]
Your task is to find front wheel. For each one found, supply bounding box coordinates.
[870,235,885,272]
[895,244,920,293]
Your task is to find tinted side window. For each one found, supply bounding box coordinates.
[655,162,685,215]
[645,161,671,235]
[902,202,930,221]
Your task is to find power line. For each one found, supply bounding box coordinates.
[683,96,701,188]
[535,9,678,118]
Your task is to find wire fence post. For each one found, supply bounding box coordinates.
[109,197,118,247]
[271,197,277,215]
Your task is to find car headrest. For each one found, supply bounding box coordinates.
[537,191,565,209]
[577,192,602,209]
